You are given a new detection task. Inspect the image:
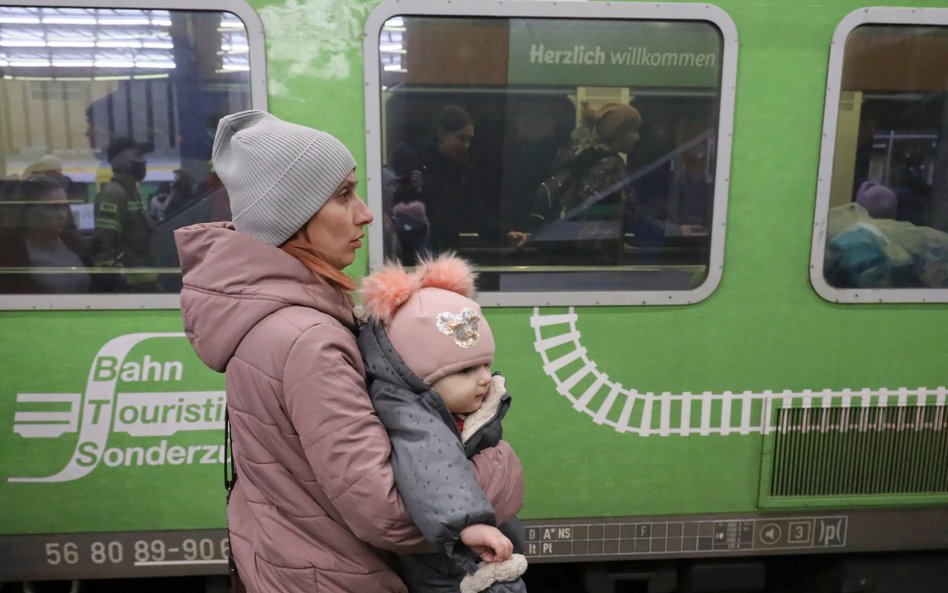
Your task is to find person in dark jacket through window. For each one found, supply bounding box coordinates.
[92,136,155,290]
[419,105,513,254]
[359,254,528,593]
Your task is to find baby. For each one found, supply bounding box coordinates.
[358,254,527,593]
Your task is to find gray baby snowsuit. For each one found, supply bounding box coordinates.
[358,321,528,593]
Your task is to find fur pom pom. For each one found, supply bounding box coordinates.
[360,254,477,324]
[360,263,419,324]
[416,253,475,297]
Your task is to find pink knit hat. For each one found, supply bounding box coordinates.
[361,254,495,385]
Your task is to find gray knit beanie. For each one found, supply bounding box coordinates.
[213,110,357,246]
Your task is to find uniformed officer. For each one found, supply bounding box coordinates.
[92,137,156,291]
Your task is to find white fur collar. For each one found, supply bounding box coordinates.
[460,374,506,443]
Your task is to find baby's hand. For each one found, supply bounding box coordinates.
[460,524,513,563]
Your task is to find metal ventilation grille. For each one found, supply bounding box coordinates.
[771,405,948,497]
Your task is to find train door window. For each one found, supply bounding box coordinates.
[811,8,948,303]
[0,1,265,309]
[364,0,737,306]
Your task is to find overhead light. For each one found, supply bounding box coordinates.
[135,60,176,69]
[98,17,151,26]
[0,40,47,47]
[97,41,143,48]
[151,18,172,26]
[9,59,52,67]
[51,59,95,68]
[42,17,97,25]
[95,59,136,68]
[48,40,97,48]
[142,41,174,49]
[0,16,41,24]
[380,43,404,52]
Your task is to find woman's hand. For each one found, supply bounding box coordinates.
[460,524,513,563]
[506,230,529,246]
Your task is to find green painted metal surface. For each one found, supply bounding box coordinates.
[1,0,946,548]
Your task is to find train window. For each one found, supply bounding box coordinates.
[364,1,737,306]
[811,8,948,303]
[0,1,265,309]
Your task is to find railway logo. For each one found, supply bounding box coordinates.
[9,333,224,483]
[531,307,947,436]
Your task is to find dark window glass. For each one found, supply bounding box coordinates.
[822,24,948,291]
[375,16,727,298]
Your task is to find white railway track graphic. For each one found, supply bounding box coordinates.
[531,307,947,436]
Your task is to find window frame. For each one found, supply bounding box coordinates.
[363,0,738,307]
[810,6,948,304]
[0,0,267,311]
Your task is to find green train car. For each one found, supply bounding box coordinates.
[1,0,947,590]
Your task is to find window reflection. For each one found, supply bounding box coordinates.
[0,7,251,294]
[0,176,89,293]
[824,25,948,290]
[377,16,724,293]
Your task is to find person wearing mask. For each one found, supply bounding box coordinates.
[92,137,155,290]
[173,110,523,593]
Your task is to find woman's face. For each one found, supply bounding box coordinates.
[24,187,69,236]
[437,123,475,161]
[301,170,374,270]
[613,125,641,154]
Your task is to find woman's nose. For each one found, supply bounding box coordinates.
[356,194,374,225]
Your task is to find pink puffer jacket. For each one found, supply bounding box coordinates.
[175,222,524,593]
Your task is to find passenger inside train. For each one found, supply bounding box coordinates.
[0,176,90,293]
[825,180,948,289]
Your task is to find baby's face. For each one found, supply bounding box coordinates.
[431,363,492,414]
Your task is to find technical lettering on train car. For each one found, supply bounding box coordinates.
[9,332,225,483]
[41,535,230,569]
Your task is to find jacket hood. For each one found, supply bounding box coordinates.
[175,221,356,372]
[358,320,430,396]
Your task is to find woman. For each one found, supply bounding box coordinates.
[419,105,496,253]
[553,102,643,217]
[535,102,671,252]
[0,176,89,293]
[174,110,524,593]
